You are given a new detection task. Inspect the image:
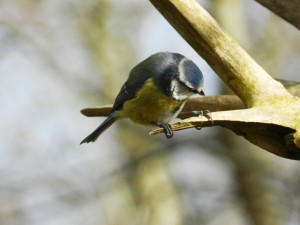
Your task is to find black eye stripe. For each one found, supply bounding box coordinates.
[177,79,197,93]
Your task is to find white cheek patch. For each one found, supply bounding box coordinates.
[170,80,180,100]
[171,79,193,101]
[170,79,176,94]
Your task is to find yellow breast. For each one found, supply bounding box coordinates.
[116,78,184,125]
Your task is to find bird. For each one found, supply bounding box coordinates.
[80,52,205,144]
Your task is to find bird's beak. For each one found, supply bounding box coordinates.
[198,90,205,96]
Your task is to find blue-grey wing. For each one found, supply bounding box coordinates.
[112,52,182,111]
[112,69,152,111]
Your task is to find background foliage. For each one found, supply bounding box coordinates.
[0,0,300,225]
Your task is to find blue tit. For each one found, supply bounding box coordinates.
[81,52,205,144]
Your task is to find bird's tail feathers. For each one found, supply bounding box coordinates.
[80,113,116,144]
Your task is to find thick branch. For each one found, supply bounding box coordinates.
[149,0,291,107]
[149,107,300,160]
[147,0,300,159]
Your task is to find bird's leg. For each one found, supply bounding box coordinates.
[152,122,173,138]
[180,110,213,130]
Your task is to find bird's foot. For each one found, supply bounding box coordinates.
[153,122,173,138]
[180,110,213,130]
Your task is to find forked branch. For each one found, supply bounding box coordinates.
[148,0,300,160]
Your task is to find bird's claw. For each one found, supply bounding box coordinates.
[185,110,213,130]
[188,110,212,120]
[198,110,213,130]
[154,122,173,138]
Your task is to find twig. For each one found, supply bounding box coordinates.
[255,0,300,30]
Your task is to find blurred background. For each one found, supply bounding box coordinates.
[1,0,300,225]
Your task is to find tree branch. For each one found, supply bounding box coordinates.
[81,0,300,159]
[149,108,300,159]
[81,81,300,159]
[150,0,291,108]
[255,0,300,30]
[147,0,300,159]
[80,96,244,118]
[81,81,299,118]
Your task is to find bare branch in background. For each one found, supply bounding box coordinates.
[255,0,300,30]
